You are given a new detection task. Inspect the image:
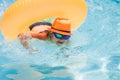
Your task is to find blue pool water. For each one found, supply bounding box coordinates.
[0,0,120,80]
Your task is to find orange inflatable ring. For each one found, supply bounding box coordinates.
[0,0,87,40]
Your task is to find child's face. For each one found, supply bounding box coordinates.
[52,33,69,46]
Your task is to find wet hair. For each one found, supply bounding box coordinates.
[29,22,52,30]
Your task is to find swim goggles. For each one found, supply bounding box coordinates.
[53,32,71,40]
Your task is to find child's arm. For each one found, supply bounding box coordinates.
[18,32,32,49]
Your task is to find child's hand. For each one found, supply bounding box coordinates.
[28,47,39,54]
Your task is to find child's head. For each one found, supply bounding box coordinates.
[49,18,71,45]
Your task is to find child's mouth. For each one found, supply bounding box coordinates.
[57,41,64,44]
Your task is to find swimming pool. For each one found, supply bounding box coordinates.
[0,0,120,80]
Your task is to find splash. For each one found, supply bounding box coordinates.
[0,0,120,80]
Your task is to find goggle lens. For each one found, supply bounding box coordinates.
[63,35,70,40]
[55,33,62,39]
